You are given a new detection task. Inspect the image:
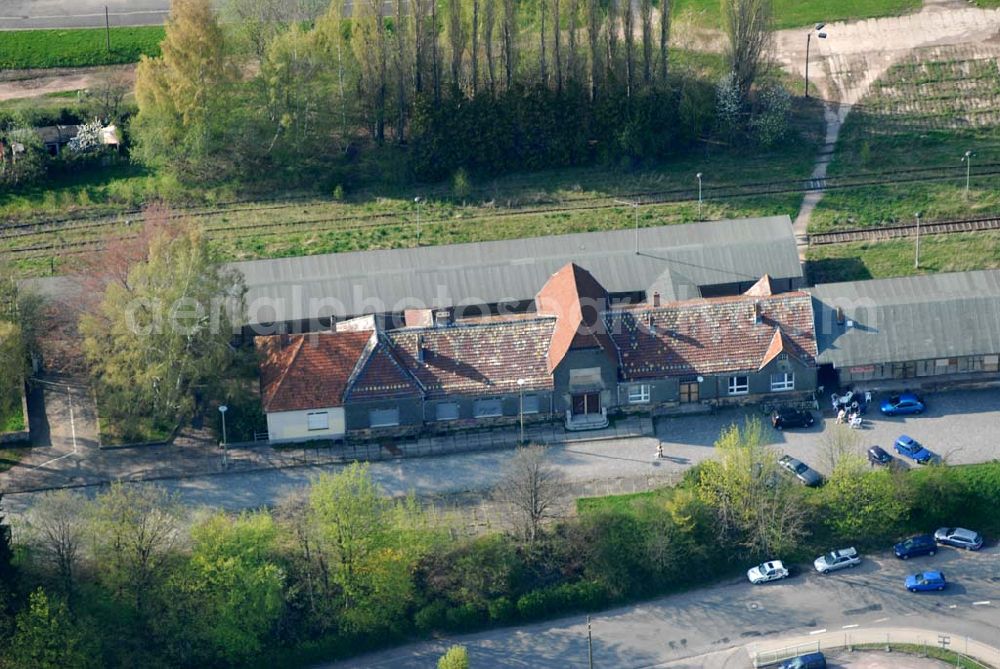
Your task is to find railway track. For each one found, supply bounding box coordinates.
[808,215,1000,245]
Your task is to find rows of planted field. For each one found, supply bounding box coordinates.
[810,45,1000,235]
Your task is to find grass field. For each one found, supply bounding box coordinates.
[805,231,1000,283]
[673,0,921,30]
[0,403,25,433]
[0,26,163,69]
[811,46,1000,233]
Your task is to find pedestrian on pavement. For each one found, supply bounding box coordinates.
[836,408,846,424]
[656,443,664,459]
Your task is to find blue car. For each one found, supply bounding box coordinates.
[906,570,947,592]
[894,435,936,464]
[881,392,926,416]
[894,534,937,559]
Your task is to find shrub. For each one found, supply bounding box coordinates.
[487,596,515,623]
[515,580,609,621]
[413,600,448,632]
[444,603,486,632]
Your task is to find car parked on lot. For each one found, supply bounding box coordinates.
[747,560,789,584]
[906,570,947,592]
[894,534,937,559]
[934,527,984,551]
[771,408,815,430]
[867,445,895,467]
[814,547,861,574]
[778,651,827,669]
[778,455,824,486]
[894,435,937,464]
[880,392,926,416]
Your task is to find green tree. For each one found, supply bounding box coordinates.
[438,645,470,669]
[80,222,245,431]
[697,417,808,557]
[26,491,89,597]
[171,511,285,665]
[89,483,182,618]
[0,322,26,427]
[7,589,94,669]
[823,455,910,543]
[308,464,437,634]
[721,0,772,109]
[133,0,239,181]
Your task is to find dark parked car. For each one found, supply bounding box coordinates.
[771,408,815,430]
[934,527,984,551]
[880,392,926,416]
[779,652,827,669]
[894,534,937,560]
[894,435,937,464]
[868,445,893,466]
[778,455,824,487]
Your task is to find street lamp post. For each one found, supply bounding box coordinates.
[218,405,228,467]
[414,196,422,244]
[805,23,827,98]
[517,378,526,444]
[914,212,922,269]
[696,172,703,218]
[962,150,973,200]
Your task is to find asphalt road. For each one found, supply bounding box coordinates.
[0,0,170,29]
[327,545,1000,668]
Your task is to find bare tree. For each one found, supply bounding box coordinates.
[586,0,601,99]
[566,0,579,85]
[27,491,88,597]
[658,0,670,84]
[722,0,773,106]
[393,0,409,141]
[484,0,497,93]
[492,445,563,543]
[412,0,430,94]
[502,0,518,90]
[82,69,132,123]
[539,0,549,85]
[623,0,635,97]
[640,0,653,86]
[471,0,481,93]
[447,0,467,90]
[605,0,619,88]
[819,424,863,474]
[553,0,563,92]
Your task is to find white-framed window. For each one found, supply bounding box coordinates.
[628,384,651,404]
[369,408,400,428]
[770,372,794,392]
[522,395,540,414]
[307,411,329,431]
[728,376,749,395]
[474,398,503,418]
[435,402,460,421]
[984,354,1000,372]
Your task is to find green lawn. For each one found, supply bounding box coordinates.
[0,402,25,433]
[811,48,1000,233]
[0,26,163,69]
[674,0,921,30]
[805,232,1000,284]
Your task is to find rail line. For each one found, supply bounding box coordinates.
[3,163,1000,260]
[808,215,1000,245]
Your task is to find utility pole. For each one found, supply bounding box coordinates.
[587,615,594,669]
[914,212,922,269]
[696,172,703,218]
[105,6,111,53]
[962,150,973,200]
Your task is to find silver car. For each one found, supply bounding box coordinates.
[934,527,984,551]
[814,547,861,574]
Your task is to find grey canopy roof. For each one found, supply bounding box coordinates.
[810,270,1000,368]
[234,216,801,325]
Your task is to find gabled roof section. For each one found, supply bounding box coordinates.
[389,318,556,398]
[745,275,774,297]
[758,327,800,371]
[607,292,817,380]
[535,263,616,372]
[345,341,423,401]
[257,330,373,412]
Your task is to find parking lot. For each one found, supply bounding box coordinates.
[654,387,1000,478]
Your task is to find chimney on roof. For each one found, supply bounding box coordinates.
[753,302,762,324]
[647,312,656,333]
[433,307,453,327]
[836,306,846,325]
[417,335,426,363]
[278,333,290,349]
[651,291,661,308]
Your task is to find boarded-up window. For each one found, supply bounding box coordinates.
[369,408,400,428]
[474,399,503,418]
[307,412,329,431]
[435,402,460,421]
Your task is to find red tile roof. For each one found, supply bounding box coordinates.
[346,343,423,401]
[535,263,617,372]
[388,319,556,398]
[257,331,373,412]
[608,292,817,380]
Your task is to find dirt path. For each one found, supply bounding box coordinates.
[773,0,1000,251]
[0,64,135,102]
